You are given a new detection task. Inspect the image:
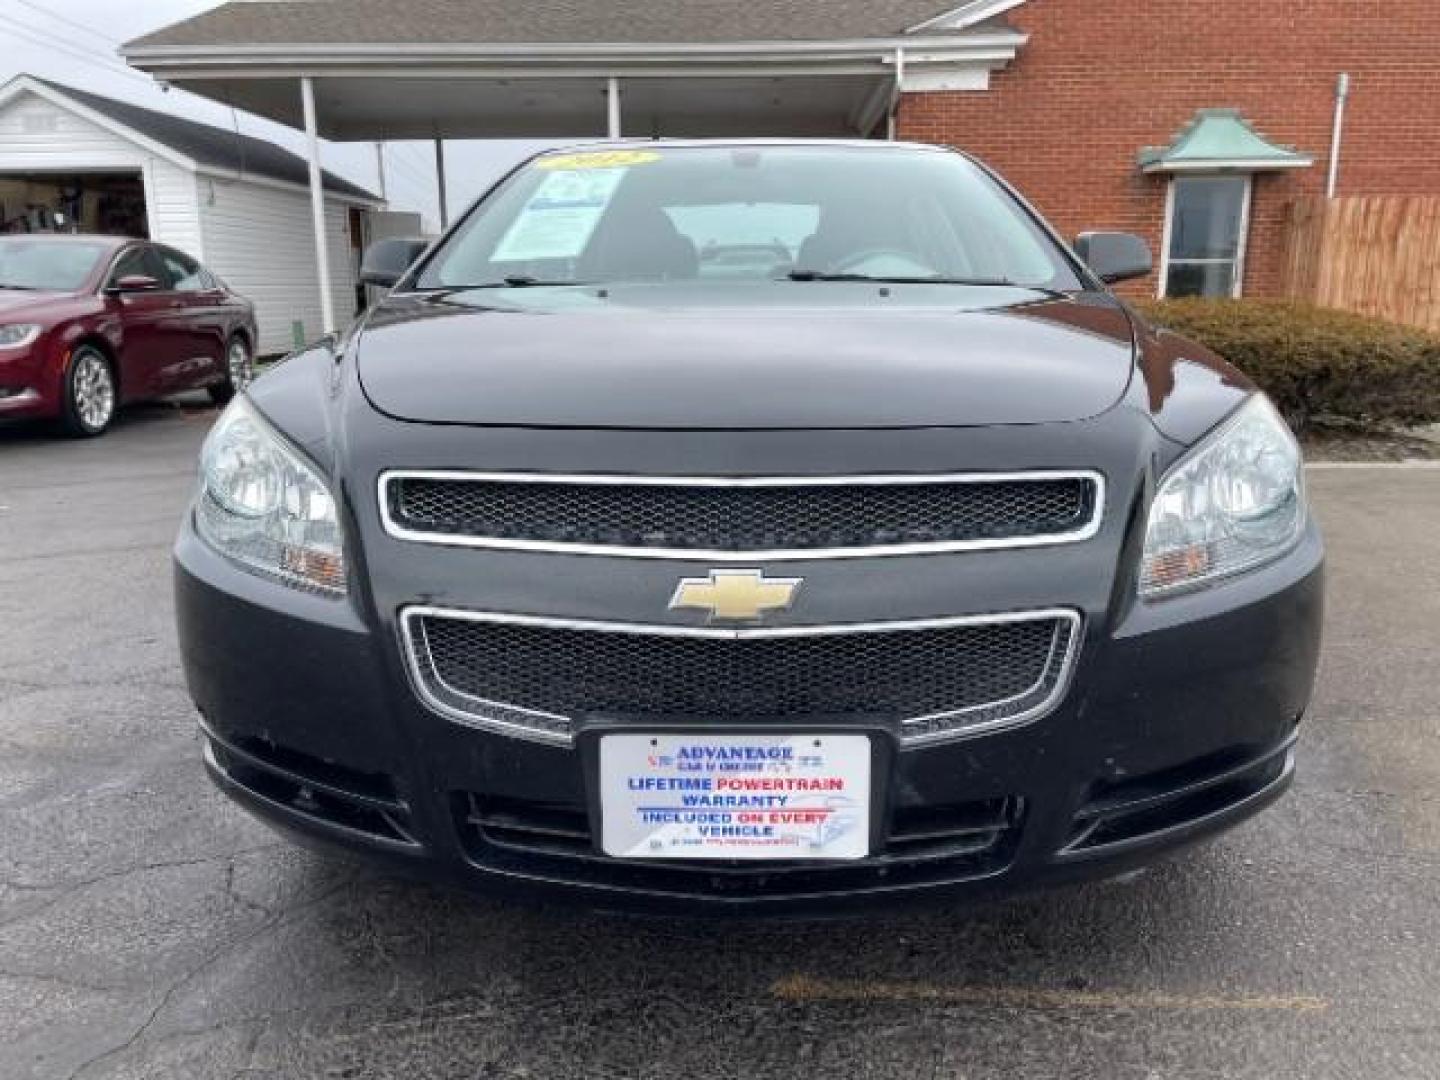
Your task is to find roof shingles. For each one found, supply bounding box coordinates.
[126,0,980,48]
[33,78,376,201]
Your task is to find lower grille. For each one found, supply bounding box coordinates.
[402,608,1080,746]
[455,792,1023,898]
[201,720,418,848]
[1062,736,1296,855]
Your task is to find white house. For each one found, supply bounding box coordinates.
[0,75,389,354]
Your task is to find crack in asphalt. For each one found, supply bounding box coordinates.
[0,969,119,996]
[63,873,360,1080]
[0,844,286,929]
[222,860,275,919]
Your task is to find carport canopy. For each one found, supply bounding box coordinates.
[121,0,1032,331]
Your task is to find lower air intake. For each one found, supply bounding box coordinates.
[403,608,1080,746]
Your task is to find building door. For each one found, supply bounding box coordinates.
[1159,175,1252,299]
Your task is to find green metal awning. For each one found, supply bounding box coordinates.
[1139,108,1313,174]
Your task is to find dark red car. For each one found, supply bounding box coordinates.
[0,235,258,436]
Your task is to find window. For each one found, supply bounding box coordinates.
[664,203,819,280]
[418,146,1082,292]
[1160,175,1252,298]
[0,239,109,291]
[106,245,166,288]
[156,247,207,292]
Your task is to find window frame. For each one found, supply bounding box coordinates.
[1157,173,1254,300]
[101,243,169,293]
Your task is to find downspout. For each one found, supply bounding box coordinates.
[1326,73,1351,199]
[887,47,906,140]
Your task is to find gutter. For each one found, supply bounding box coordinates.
[195,165,383,208]
[120,32,1027,68]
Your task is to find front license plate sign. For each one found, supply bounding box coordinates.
[599,733,871,860]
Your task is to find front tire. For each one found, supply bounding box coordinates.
[60,345,117,438]
[209,335,254,407]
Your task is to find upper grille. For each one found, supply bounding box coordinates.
[381,472,1103,559]
[402,608,1080,746]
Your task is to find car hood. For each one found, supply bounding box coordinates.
[0,288,71,316]
[355,285,1137,430]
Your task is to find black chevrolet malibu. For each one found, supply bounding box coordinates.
[175,141,1323,913]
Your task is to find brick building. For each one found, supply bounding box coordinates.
[122,0,1440,315]
[898,0,1440,299]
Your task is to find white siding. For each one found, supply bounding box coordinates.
[198,176,361,355]
[0,90,202,258]
[146,159,204,259]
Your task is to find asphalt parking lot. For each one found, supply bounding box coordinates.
[2,403,1438,1080]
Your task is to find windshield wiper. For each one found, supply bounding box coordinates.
[447,276,591,290]
[785,271,1040,287]
[0,282,41,291]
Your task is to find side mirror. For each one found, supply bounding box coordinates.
[361,238,429,289]
[107,274,161,294]
[1074,232,1153,285]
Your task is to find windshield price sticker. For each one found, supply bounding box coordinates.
[599,734,871,861]
[491,167,627,263]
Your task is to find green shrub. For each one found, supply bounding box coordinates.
[1135,299,1440,433]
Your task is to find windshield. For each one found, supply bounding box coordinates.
[416,145,1082,292]
[0,239,109,291]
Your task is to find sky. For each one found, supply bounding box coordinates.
[0,0,564,231]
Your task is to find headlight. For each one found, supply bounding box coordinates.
[0,324,42,349]
[196,396,346,595]
[1140,395,1305,597]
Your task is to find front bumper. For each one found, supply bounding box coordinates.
[0,343,54,419]
[175,512,1323,915]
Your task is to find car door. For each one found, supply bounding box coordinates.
[154,246,228,390]
[103,244,183,402]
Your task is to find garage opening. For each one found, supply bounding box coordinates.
[0,170,147,237]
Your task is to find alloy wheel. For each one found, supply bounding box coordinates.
[72,350,115,433]
[228,338,254,392]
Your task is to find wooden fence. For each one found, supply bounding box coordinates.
[1280,195,1440,333]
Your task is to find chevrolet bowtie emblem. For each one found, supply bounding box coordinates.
[669,570,803,623]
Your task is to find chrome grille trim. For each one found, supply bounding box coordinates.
[378,470,1106,561]
[399,606,1083,748]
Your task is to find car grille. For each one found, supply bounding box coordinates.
[381,472,1103,558]
[401,608,1080,746]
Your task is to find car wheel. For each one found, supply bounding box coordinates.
[209,335,254,406]
[60,345,117,438]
